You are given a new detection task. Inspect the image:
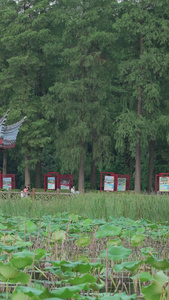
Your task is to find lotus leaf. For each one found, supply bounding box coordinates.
[99,292,136,299]
[114,260,143,272]
[146,256,169,270]
[35,248,47,260]
[96,224,122,238]
[142,271,168,300]
[136,227,145,234]
[61,261,91,273]
[92,219,106,226]
[0,262,30,283]
[109,238,122,246]
[10,253,33,269]
[140,247,156,256]
[89,279,105,291]
[50,283,89,298]
[81,219,92,226]
[25,220,37,233]
[0,254,7,261]
[100,246,132,261]
[0,245,21,253]
[12,285,50,298]
[68,273,96,285]
[15,241,32,247]
[132,272,153,282]
[52,230,66,242]
[11,292,28,300]
[131,234,145,246]
[0,224,7,230]
[76,236,90,247]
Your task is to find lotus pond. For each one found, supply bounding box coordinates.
[0,208,169,300]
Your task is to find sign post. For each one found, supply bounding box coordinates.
[155,173,169,193]
[1,174,15,190]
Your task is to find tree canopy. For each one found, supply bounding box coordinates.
[0,0,169,192]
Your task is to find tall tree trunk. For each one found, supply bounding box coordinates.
[78,146,85,193]
[90,130,97,190]
[3,151,7,174]
[25,155,30,187]
[135,142,141,193]
[90,159,97,190]
[147,140,155,194]
[134,33,143,193]
[35,161,41,189]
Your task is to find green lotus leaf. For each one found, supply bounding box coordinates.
[109,238,122,246]
[136,227,145,234]
[76,236,90,247]
[142,271,168,300]
[0,262,19,279]
[42,232,49,237]
[9,271,30,284]
[89,279,105,291]
[10,256,33,269]
[99,292,136,299]
[114,260,143,272]
[140,247,156,256]
[0,255,7,261]
[0,224,7,230]
[68,274,96,285]
[121,230,135,239]
[0,262,30,283]
[11,292,28,300]
[12,286,50,298]
[0,234,17,242]
[61,261,91,273]
[35,248,47,260]
[91,219,106,226]
[50,284,89,298]
[15,241,32,247]
[100,246,132,261]
[81,219,93,226]
[10,250,34,268]
[69,225,81,234]
[146,256,169,270]
[52,260,67,267]
[0,245,20,253]
[77,254,89,262]
[43,299,63,300]
[96,224,122,238]
[25,220,37,233]
[52,230,66,242]
[73,295,94,300]
[132,272,153,282]
[131,234,145,246]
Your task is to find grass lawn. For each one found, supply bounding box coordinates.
[0,191,169,222]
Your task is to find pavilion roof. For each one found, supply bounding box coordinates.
[0,111,26,150]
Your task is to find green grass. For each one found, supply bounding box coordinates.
[0,191,169,222]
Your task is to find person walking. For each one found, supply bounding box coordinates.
[24,186,27,197]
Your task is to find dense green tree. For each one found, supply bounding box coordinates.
[114,0,169,192]
[44,0,117,192]
[0,0,169,192]
[0,0,54,186]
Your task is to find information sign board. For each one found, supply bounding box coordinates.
[117,178,126,191]
[104,175,114,191]
[159,177,169,192]
[47,177,55,190]
[60,178,70,190]
[3,177,12,190]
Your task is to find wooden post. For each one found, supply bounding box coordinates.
[8,187,11,199]
[32,188,35,198]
